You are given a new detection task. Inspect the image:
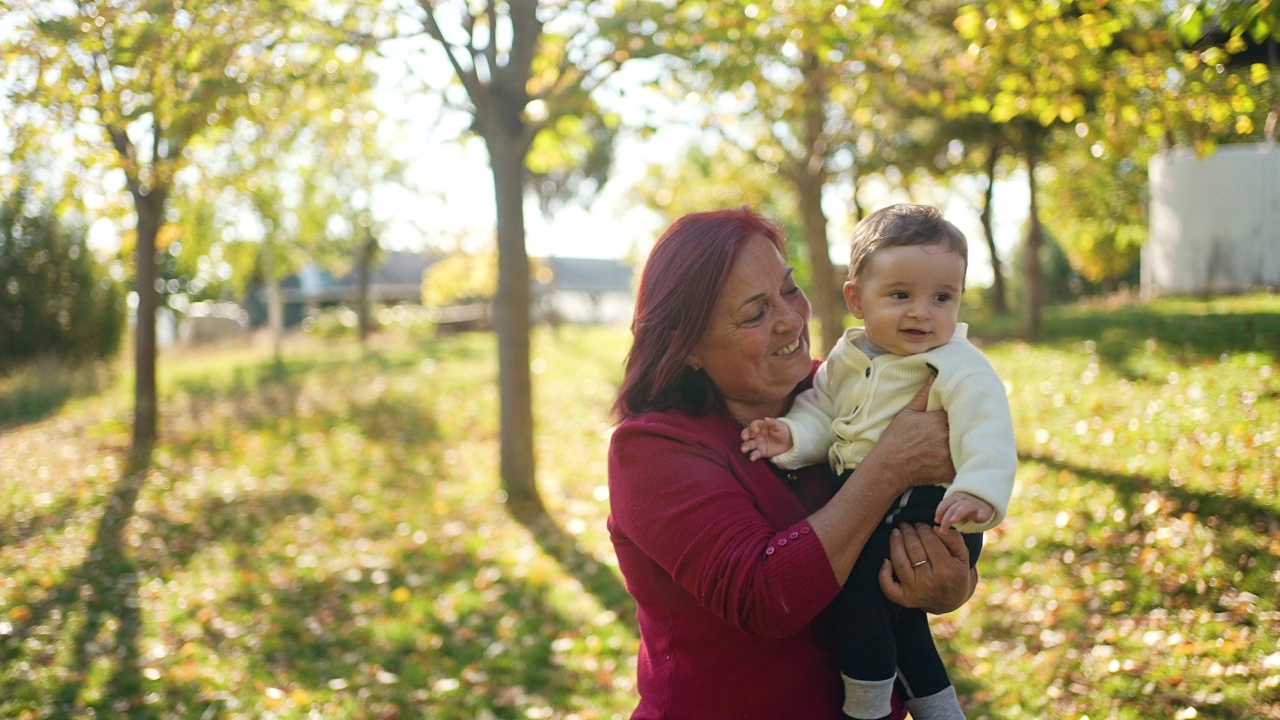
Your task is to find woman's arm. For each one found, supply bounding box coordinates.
[609,416,843,638]
[807,376,955,584]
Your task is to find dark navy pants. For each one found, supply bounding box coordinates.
[835,482,983,720]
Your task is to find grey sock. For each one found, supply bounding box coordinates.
[841,674,896,719]
[904,685,966,720]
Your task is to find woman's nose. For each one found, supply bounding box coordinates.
[779,298,807,332]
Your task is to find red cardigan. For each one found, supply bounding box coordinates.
[608,403,906,719]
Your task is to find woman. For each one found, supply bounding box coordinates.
[608,208,976,719]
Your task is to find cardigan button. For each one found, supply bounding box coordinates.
[789,532,799,539]
[777,538,788,546]
[800,527,811,534]
[765,546,775,556]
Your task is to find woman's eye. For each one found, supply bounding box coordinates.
[783,285,801,296]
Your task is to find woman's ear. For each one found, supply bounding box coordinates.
[685,353,702,371]
[843,281,864,319]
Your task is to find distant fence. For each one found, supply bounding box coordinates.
[427,303,493,333]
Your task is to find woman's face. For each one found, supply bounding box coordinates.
[687,234,812,421]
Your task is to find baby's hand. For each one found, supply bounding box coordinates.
[935,491,995,529]
[739,418,793,462]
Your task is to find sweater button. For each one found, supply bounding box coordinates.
[777,538,788,546]
[865,367,871,377]
[765,546,775,556]
[789,532,799,539]
[800,526,811,534]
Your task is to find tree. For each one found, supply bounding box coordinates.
[631,143,811,288]
[1040,134,1145,292]
[2,0,370,451]
[649,1,897,354]
[1168,1,1280,147]
[415,0,652,514]
[0,186,125,366]
[932,1,1170,335]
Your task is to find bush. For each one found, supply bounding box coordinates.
[301,306,361,339]
[0,189,125,367]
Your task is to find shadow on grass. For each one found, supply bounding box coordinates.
[975,305,1280,382]
[0,446,158,718]
[1023,453,1278,533]
[509,502,637,630]
[0,496,83,549]
[1014,452,1279,598]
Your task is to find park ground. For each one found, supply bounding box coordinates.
[1,293,1278,719]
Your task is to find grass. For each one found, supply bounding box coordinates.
[0,293,1278,719]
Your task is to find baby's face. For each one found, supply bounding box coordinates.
[843,243,965,356]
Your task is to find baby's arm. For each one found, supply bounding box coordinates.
[740,418,794,462]
[935,491,995,530]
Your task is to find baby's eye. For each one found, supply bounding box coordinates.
[935,293,954,303]
[890,291,909,300]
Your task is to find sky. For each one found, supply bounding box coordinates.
[367,49,678,263]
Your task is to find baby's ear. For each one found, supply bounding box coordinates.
[843,281,863,319]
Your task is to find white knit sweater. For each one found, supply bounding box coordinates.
[774,323,1016,532]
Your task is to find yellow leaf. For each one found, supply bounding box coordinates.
[8,605,31,622]
[1251,63,1271,85]
[391,586,411,603]
[1236,116,1254,135]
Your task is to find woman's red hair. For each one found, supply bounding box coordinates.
[614,207,787,419]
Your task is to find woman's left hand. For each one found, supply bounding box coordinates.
[878,523,975,614]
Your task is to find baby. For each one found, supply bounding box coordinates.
[741,204,1016,720]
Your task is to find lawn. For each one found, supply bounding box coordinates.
[1,293,1277,719]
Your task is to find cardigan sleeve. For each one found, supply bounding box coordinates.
[772,356,840,470]
[608,415,841,638]
[936,359,1017,533]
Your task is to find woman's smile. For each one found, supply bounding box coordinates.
[775,337,804,357]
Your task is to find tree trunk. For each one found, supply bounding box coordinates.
[488,135,541,515]
[356,230,378,344]
[795,176,843,355]
[1023,132,1043,339]
[849,165,865,225]
[980,132,1008,314]
[795,50,843,356]
[131,188,166,452]
[263,247,284,364]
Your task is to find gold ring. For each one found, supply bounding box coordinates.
[910,559,929,568]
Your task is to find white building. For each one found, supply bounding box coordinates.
[1144,143,1280,296]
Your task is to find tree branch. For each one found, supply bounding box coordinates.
[484,0,498,79]
[421,0,486,108]
[504,0,541,96]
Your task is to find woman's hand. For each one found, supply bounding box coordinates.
[878,523,975,614]
[862,374,954,492]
